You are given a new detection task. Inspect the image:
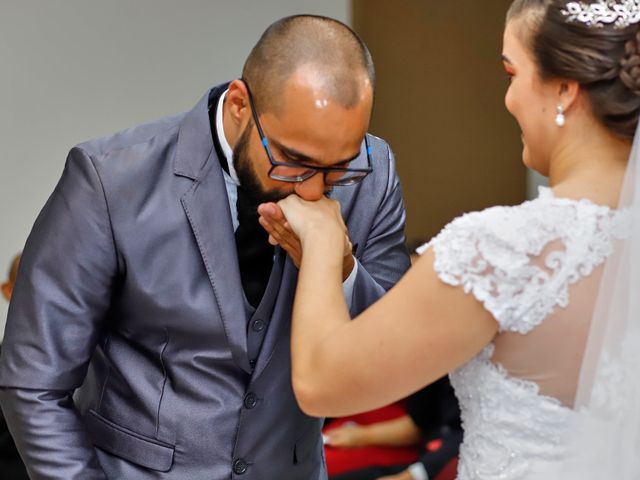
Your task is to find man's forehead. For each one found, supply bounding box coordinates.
[274,90,371,134]
[277,66,373,114]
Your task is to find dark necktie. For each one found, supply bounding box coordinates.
[234,187,274,308]
[208,87,274,308]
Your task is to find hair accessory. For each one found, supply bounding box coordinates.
[561,0,640,29]
[556,104,566,127]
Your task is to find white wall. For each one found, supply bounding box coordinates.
[0,0,350,339]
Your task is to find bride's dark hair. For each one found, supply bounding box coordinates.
[508,0,640,139]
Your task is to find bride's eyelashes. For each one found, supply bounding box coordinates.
[503,65,516,82]
[502,56,516,83]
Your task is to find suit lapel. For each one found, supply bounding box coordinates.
[176,84,252,374]
[252,254,297,380]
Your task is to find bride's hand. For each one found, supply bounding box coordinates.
[276,195,346,244]
[258,195,354,277]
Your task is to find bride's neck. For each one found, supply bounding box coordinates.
[548,123,631,208]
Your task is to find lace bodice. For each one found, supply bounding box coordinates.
[419,187,629,480]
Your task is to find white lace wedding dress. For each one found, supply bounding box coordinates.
[418,187,629,479]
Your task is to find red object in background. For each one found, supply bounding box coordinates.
[323,403,420,477]
[433,457,459,480]
[425,438,443,452]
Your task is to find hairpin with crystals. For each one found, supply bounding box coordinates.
[561,0,640,28]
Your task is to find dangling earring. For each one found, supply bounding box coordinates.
[555,104,566,127]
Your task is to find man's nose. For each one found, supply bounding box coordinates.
[294,172,327,201]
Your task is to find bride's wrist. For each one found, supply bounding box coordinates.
[299,224,345,254]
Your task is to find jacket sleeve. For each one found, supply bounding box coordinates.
[0,146,116,479]
[349,144,411,315]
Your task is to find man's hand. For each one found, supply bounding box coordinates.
[257,197,355,281]
[257,202,303,265]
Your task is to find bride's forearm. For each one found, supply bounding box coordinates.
[291,229,351,415]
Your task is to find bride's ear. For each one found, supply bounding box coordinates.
[558,80,581,114]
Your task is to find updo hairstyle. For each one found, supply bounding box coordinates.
[508,0,640,139]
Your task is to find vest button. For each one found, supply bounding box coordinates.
[252,319,266,332]
[233,458,248,475]
[244,392,258,409]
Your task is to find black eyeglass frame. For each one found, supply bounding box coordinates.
[241,79,374,186]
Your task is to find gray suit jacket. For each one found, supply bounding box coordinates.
[0,84,410,479]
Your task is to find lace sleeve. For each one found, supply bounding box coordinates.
[417,207,554,334]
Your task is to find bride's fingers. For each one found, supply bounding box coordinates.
[260,203,299,235]
[283,221,293,232]
[267,213,300,241]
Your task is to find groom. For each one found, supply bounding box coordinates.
[0,15,410,480]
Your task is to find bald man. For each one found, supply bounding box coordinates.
[0,15,409,480]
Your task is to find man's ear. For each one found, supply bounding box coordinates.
[226,79,252,127]
[1,282,12,302]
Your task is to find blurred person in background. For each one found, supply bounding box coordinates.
[1,254,20,305]
[328,377,461,480]
[324,245,461,480]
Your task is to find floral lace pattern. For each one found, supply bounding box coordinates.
[590,331,640,424]
[419,187,629,479]
[451,345,570,479]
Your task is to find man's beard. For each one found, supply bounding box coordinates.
[233,121,290,205]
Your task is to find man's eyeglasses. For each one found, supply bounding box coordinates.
[242,79,373,186]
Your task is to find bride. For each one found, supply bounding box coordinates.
[260,0,640,478]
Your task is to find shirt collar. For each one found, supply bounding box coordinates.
[216,89,240,186]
